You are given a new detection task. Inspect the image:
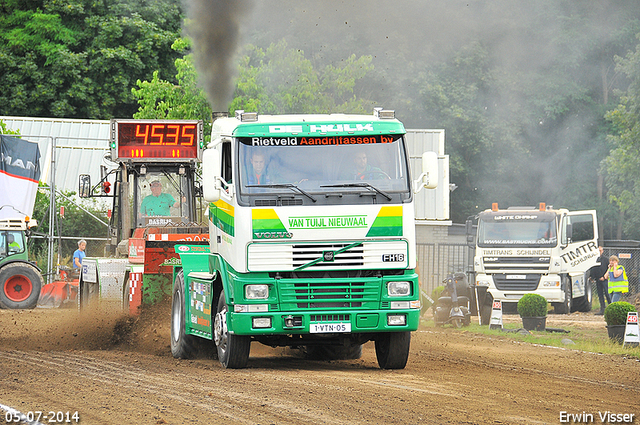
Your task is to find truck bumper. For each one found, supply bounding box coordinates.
[478,273,564,304]
[228,308,421,336]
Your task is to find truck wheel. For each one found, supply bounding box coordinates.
[554,275,572,314]
[214,289,251,369]
[480,302,492,325]
[0,263,43,309]
[171,270,199,359]
[572,276,593,313]
[374,331,411,369]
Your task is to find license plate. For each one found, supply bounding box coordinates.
[310,323,351,333]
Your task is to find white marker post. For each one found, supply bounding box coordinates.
[623,311,639,348]
[489,299,503,330]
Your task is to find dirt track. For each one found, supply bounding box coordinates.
[0,304,639,425]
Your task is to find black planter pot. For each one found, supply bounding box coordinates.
[607,324,626,343]
[521,316,546,331]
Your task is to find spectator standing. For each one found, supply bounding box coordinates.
[606,255,629,303]
[591,246,611,315]
[73,239,87,269]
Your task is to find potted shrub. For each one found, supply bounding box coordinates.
[604,301,637,343]
[517,293,548,331]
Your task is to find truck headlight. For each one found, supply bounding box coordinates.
[387,314,407,326]
[245,284,269,299]
[476,279,490,287]
[388,281,410,296]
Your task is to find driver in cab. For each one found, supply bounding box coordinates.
[352,151,386,180]
[140,180,181,216]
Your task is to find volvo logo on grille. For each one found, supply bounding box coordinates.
[323,251,335,261]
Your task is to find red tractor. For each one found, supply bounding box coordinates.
[77,120,208,313]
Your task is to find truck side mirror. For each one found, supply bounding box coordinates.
[465,218,475,247]
[79,174,91,198]
[421,151,438,189]
[413,151,439,193]
[202,149,222,202]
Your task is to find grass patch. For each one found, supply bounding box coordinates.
[421,318,640,359]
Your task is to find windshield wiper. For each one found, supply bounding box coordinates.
[321,183,392,201]
[246,183,317,202]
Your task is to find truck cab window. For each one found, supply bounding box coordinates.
[568,214,594,243]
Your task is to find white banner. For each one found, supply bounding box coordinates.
[0,135,41,220]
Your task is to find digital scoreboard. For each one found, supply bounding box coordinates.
[110,119,204,162]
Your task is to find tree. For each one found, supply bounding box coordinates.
[132,38,213,136]
[230,40,375,114]
[602,36,640,239]
[29,184,109,277]
[133,38,376,123]
[0,0,183,119]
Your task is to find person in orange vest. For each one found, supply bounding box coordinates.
[606,255,629,303]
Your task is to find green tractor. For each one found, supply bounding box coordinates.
[0,218,43,309]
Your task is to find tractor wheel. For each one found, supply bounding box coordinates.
[214,289,251,369]
[374,331,411,369]
[0,262,43,309]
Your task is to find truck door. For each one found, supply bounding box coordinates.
[560,210,599,274]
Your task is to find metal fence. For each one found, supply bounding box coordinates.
[416,243,640,301]
[416,243,472,297]
[602,246,640,296]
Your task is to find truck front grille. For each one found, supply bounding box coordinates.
[483,256,550,273]
[493,274,541,291]
[279,279,380,310]
[248,241,408,272]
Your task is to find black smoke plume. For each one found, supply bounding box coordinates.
[184,0,253,111]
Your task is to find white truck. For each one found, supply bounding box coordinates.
[171,109,439,369]
[471,203,598,322]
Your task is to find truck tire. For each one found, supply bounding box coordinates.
[171,270,201,359]
[572,277,593,313]
[170,271,217,360]
[374,331,411,369]
[214,289,250,369]
[480,302,492,325]
[0,262,43,309]
[554,275,572,314]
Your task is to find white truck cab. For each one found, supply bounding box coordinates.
[472,203,598,321]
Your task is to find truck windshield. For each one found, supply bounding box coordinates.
[236,134,411,205]
[477,213,557,248]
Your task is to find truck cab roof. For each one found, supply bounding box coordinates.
[210,110,405,142]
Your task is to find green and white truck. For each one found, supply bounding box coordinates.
[171,109,438,369]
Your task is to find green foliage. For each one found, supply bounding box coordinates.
[517,293,548,317]
[602,37,640,239]
[230,40,375,114]
[29,184,109,276]
[132,38,213,137]
[0,120,19,135]
[604,301,637,326]
[0,0,183,119]
[431,285,445,302]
